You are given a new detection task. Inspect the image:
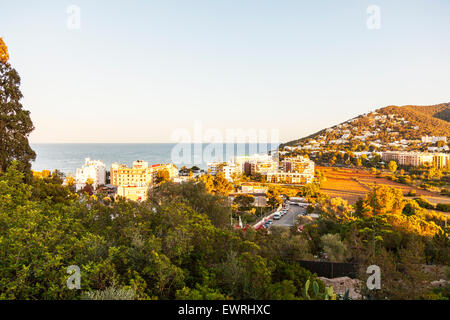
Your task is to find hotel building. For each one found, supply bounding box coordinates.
[75,158,106,191]
[111,160,178,201]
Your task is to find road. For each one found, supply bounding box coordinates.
[271,204,306,227]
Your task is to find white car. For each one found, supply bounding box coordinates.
[273,213,281,220]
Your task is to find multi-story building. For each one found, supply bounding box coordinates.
[433,153,449,169]
[421,136,447,144]
[207,162,222,176]
[111,160,178,201]
[111,160,153,187]
[75,158,106,191]
[240,183,268,194]
[382,152,435,167]
[116,185,148,202]
[207,162,242,182]
[244,160,278,176]
[259,155,315,185]
[265,171,314,184]
[281,156,315,176]
[222,163,242,182]
[231,154,275,170]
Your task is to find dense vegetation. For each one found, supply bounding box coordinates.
[379,103,450,134]
[0,163,326,300]
[2,163,448,300]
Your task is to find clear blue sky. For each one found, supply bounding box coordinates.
[1,0,449,143]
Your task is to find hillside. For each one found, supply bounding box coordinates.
[281,103,450,151]
[378,103,450,136]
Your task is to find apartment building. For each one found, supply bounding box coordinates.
[381,152,446,168]
[75,158,106,191]
[222,163,242,182]
[111,160,178,200]
[111,160,153,187]
[207,162,242,182]
[433,153,449,169]
[265,171,314,184]
[244,160,278,176]
[264,155,314,184]
[231,154,275,170]
[240,184,268,194]
[421,136,447,144]
[116,185,148,202]
[207,162,221,176]
[281,156,315,176]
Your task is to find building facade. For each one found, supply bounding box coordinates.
[75,158,106,191]
[382,151,449,168]
[421,136,447,144]
[433,153,449,169]
[207,162,243,182]
[111,160,178,201]
[116,185,148,202]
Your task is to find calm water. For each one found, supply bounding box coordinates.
[31,143,279,174]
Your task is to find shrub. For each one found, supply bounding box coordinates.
[436,203,450,212]
[82,285,136,300]
[320,233,349,262]
[414,197,435,209]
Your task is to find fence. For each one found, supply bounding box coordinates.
[295,260,358,278]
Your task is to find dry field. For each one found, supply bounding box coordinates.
[318,166,450,205]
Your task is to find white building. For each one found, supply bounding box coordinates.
[222,163,242,182]
[421,136,447,144]
[207,162,242,182]
[75,158,106,191]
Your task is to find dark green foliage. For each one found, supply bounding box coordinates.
[436,203,450,212]
[0,61,35,179]
[1,167,320,300]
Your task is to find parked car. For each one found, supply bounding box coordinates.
[273,213,281,220]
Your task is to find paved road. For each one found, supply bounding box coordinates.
[271,204,306,227]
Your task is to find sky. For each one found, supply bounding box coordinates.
[1,0,450,143]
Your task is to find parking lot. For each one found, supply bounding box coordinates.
[271,203,306,227]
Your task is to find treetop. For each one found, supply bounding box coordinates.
[0,37,9,63]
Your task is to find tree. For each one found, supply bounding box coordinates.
[0,38,35,177]
[199,174,215,193]
[155,169,170,184]
[356,185,404,217]
[266,187,283,209]
[65,175,76,192]
[320,233,349,262]
[213,172,233,196]
[0,37,8,63]
[233,194,255,212]
[81,183,94,195]
[388,160,397,174]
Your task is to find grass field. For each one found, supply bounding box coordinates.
[318,166,450,206]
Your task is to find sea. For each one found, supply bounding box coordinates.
[31,143,280,174]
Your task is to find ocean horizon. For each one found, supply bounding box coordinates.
[31,143,280,174]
